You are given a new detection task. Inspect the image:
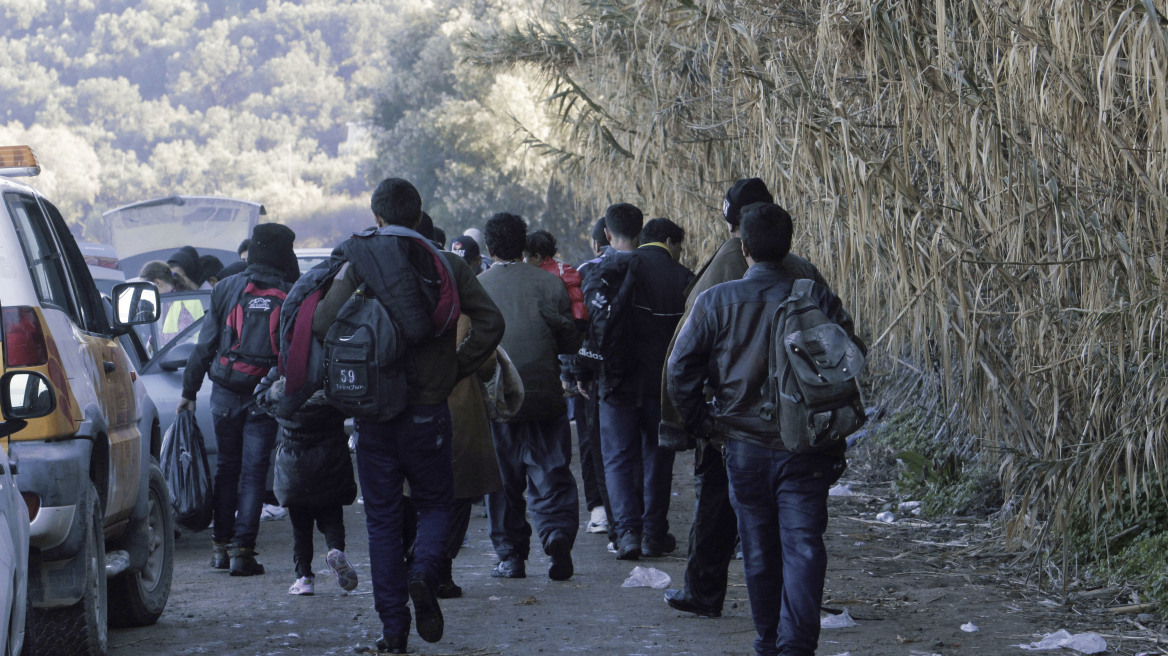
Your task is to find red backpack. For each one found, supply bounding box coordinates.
[209,279,288,394]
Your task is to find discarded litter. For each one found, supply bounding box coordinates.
[898,500,921,511]
[876,511,895,523]
[829,483,854,496]
[1017,629,1107,653]
[821,608,857,628]
[961,622,978,632]
[622,566,671,589]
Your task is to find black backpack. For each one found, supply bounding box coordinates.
[209,278,288,394]
[759,279,867,452]
[577,250,637,377]
[322,285,408,422]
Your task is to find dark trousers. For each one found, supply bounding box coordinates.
[288,504,345,578]
[598,396,674,540]
[487,414,579,561]
[569,395,602,510]
[356,403,454,641]
[725,440,839,656]
[211,388,278,549]
[440,498,473,581]
[681,441,740,611]
[574,388,617,540]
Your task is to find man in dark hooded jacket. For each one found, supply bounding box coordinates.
[180,223,300,577]
[659,179,825,619]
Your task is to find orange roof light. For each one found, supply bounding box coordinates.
[0,145,41,177]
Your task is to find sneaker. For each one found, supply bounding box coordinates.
[260,504,287,521]
[642,532,678,558]
[228,545,266,576]
[616,532,641,561]
[490,557,526,579]
[326,549,359,591]
[586,506,608,534]
[209,541,229,570]
[407,572,444,643]
[375,635,408,654]
[606,541,618,554]
[288,576,314,595]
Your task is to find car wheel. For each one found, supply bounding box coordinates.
[108,461,174,627]
[23,481,107,656]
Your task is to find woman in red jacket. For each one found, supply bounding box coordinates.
[525,230,588,327]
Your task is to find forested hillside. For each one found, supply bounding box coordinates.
[0,0,591,258]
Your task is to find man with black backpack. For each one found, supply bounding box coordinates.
[666,203,865,656]
[180,223,300,577]
[576,203,693,560]
[308,178,504,655]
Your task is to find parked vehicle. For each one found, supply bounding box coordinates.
[294,247,335,273]
[102,195,261,280]
[0,370,56,656]
[0,145,174,656]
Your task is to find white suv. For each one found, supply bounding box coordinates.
[0,146,174,656]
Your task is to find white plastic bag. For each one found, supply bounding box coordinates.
[821,608,857,628]
[1017,629,1107,653]
[621,566,671,589]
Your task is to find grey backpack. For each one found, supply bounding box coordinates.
[322,285,408,422]
[759,279,866,452]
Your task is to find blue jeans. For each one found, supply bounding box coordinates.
[486,414,579,561]
[211,387,278,549]
[598,397,674,540]
[356,403,454,641]
[724,440,842,656]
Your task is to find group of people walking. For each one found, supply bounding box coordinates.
[173,173,864,656]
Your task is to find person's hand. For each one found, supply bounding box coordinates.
[576,381,590,400]
[177,397,196,414]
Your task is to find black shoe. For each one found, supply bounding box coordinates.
[436,578,463,599]
[491,558,526,579]
[375,635,408,654]
[209,541,229,570]
[664,588,722,618]
[228,545,265,576]
[546,536,573,581]
[642,532,678,558]
[408,572,444,643]
[616,532,641,561]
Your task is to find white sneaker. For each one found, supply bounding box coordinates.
[606,541,618,554]
[288,576,314,595]
[261,504,287,521]
[586,506,608,534]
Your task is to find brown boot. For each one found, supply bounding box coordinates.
[228,545,266,576]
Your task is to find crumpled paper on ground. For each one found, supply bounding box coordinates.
[821,608,857,628]
[621,566,671,589]
[829,483,854,496]
[1017,629,1107,653]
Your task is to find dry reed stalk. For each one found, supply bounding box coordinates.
[461,0,1168,567]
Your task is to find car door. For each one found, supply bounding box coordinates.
[4,192,141,522]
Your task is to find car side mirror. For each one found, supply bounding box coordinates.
[111,281,161,326]
[0,370,56,441]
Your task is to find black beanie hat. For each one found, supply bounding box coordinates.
[591,217,609,245]
[723,178,773,227]
[167,245,201,279]
[449,235,481,268]
[248,223,299,282]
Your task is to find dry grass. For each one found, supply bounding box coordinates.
[462,0,1168,564]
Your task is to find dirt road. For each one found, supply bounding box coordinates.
[108,440,1163,655]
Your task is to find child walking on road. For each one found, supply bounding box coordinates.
[257,376,360,595]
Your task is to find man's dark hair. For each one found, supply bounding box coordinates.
[525,230,557,260]
[198,255,224,284]
[641,217,685,244]
[370,178,422,228]
[483,212,527,261]
[237,239,250,257]
[416,212,434,239]
[604,203,643,240]
[591,217,609,246]
[433,227,446,249]
[739,202,792,263]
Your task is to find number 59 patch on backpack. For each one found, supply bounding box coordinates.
[759,279,867,453]
[322,287,408,422]
[209,281,287,394]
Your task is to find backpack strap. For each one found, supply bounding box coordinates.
[792,278,816,299]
